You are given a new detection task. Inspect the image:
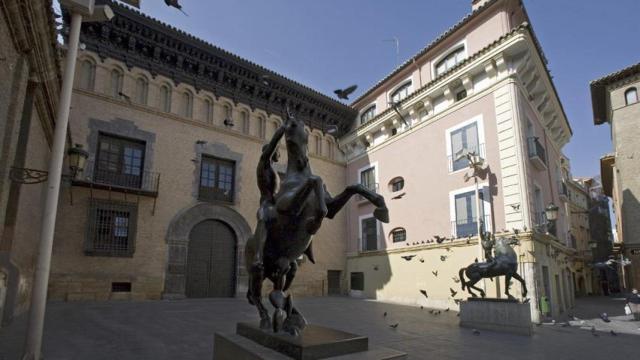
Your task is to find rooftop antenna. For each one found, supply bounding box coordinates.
[383,37,400,67]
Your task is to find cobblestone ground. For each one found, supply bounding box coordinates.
[0,296,637,360]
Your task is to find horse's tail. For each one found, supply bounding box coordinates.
[459,267,467,291]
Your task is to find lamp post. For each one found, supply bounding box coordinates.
[544,203,559,236]
[22,2,112,359]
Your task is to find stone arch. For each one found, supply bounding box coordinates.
[163,202,252,299]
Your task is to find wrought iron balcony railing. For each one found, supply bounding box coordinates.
[527,137,547,170]
[72,169,160,197]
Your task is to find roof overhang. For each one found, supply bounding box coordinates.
[590,61,640,125]
[600,154,615,197]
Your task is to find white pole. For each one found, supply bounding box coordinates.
[22,12,83,360]
[620,253,626,292]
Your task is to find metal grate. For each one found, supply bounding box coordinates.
[111,282,131,292]
[391,228,407,243]
[85,199,137,257]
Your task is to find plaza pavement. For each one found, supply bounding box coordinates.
[0,296,637,360]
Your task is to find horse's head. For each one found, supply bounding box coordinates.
[495,236,519,249]
[283,107,309,170]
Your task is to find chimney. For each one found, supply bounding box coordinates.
[472,0,492,11]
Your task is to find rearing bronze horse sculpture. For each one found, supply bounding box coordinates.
[245,108,389,335]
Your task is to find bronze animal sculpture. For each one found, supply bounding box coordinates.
[458,225,527,299]
[245,108,389,335]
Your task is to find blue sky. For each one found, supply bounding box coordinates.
[122,0,639,178]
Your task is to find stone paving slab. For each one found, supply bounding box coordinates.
[0,296,638,360]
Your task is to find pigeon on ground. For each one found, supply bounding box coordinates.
[420,306,424,310]
[432,270,438,277]
[472,329,480,335]
[334,85,357,100]
[610,330,617,336]
[419,258,425,263]
[474,258,478,263]
[389,323,399,329]
[445,308,450,312]
[383,312,387,317]
[401,255,416,261]
[450,288,458,297]
[419,289,428,298]
[600,313,611,323]
[561,322,570,327]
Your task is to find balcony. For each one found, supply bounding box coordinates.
[558,180,569,202]
[448,143,486,172]
[527,137,547,170]
[72,169,161,197]
[357,183,379,203]
[451,214,491,238]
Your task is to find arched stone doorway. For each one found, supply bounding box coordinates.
[186,220,236,298]
[163,203,251,299]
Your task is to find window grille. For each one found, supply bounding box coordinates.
[389,177,404,192]
[85,199,137,257]
[199,156,235,203]
[391,228,406,243]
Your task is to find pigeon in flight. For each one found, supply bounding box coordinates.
[334,85,357,100]
[450,288,458,297]
[432,270,438,277]
[389,323,399,329]
[164,0,188,16]
[419,289,428,298]
[440,255,448,262]
[391,192,406,200]
[401,255,416,261]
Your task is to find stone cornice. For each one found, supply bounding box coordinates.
[70,0,356,136]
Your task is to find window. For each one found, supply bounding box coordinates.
[389,177,404,192]
[85,199,137,257]
[203,98,214,123]
[361,216,378,251]
[224,103,233,124]
[110,68,124,98]
[360,105,376,125]
[360,166,377,192]
[625,87,638,105]
[453,190,482,237]
[159,84,172,112]
[199,156,235,202]
[450,122,480,171]
[456,89,467,101]
[181,91,193,118]
[313,135,321,155]
[391,228,406,243]
[241,111,250,134]
[390,82,411,103]
[112,282,132,292]
[258,116,266,139]
[350,272,364,291]
[95,134,146,189]
[134,77,148,105]
[435,46,465,77]
[79,59,95,91]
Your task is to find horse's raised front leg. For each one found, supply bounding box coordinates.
[325,184,389,223]
[512,272,528,299]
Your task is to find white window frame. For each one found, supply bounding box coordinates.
[357,161,379,189]
[359,103,377,124]
[358,213,379,252]
[445,114,485,174]
[431,39,468,79]
[388,77,413,104]
[449,183,492,238]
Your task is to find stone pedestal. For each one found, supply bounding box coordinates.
[213,322,407,359]
[459,298,533,336]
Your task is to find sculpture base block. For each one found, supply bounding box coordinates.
[213,322,407,359]
[459,298,533,336]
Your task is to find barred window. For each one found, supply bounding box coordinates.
[95,134,146,189]
[391,228,407,243]
[389,177,404,192]
[85,199,137,257]
[199,156,235,202]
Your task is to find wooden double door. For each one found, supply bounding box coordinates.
[186,220,236,298]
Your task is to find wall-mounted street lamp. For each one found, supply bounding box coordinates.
[9,144,89,184]
[544,203,559,235]
[387,101,410,128]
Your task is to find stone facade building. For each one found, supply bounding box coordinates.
[591,61,640,291]
[0,0,61,326]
